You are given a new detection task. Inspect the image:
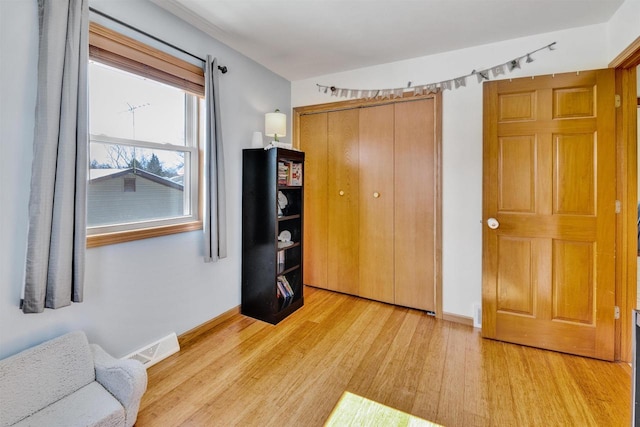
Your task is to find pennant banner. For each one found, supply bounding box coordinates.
[316,42,557,100]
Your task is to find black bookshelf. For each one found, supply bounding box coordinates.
[241,147,305,324]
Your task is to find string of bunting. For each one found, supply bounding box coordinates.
[316,42,557,99]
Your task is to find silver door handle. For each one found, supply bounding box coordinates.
[487,218,500,230]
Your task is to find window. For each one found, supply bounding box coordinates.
[87,22,205,247]
[123,177,136,192]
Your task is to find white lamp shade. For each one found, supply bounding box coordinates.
[265,111,286,138]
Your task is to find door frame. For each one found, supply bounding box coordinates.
[610,36,640,362]
[292,92,443,319]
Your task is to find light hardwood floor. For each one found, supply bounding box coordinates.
[137,287,631,426]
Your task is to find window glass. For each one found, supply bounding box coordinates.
[89,62,186,146]
[87,60,198,234]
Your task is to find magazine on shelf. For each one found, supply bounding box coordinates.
[289,163,302,186]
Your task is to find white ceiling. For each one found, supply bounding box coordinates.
[151,0,625,81]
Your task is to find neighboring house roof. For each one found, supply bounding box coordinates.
[89,168,184,191]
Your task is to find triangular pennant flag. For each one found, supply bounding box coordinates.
[476,70,490,83]
[426,84,438,93]
[393,89,403,98]
[507,59,521,72]
[454,76,467,89]
[492,65,505,78]
[414,85,424,96]
[440,80,452,91]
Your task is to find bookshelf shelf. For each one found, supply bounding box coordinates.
[279,265,301,276]
[242,148,305,324]
[278,214,301,222]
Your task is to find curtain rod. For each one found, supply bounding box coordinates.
[88,7,228,74]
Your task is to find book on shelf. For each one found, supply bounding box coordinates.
[278,161,289,186]
[277,160,303,186]
[277,250,285,273]
[277,276,294,309]
[277,276,294,297]
[280,275,294,296]
[276,278,291,309]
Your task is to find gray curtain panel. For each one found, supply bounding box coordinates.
[23,0,88,313]
[203,56,227,262]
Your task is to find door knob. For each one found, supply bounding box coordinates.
[373,192,380,198]
[487,217,500,230]
[339,190,345,196]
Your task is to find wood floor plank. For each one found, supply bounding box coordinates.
[461,328,489,426]
[137,287,631,427]
[410,315,450,421]
[435,322,469,426]
[344,305,409,397]
[388,310,437,414]
[362,307,422,406]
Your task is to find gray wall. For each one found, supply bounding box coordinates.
[0,0,290,359]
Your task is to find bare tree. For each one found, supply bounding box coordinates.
[105,144,134,169]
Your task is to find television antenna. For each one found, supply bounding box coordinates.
[118,102,151,171]
[119,102,150,139]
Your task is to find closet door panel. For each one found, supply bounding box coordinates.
[394,99,437,311]
[358,104,395,303]
[327,109,360,294]
[300,113,328,289]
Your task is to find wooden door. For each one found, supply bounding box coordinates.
[482,70,616,360]
[327,109,360,294]
[300,113,328,289]
[359,104,395,303]
[394,99,438,311]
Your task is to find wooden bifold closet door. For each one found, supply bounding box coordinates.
[327,109,360,295]
[298,96,441,313]
[394,100,438,310]
[358,104,395,303]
